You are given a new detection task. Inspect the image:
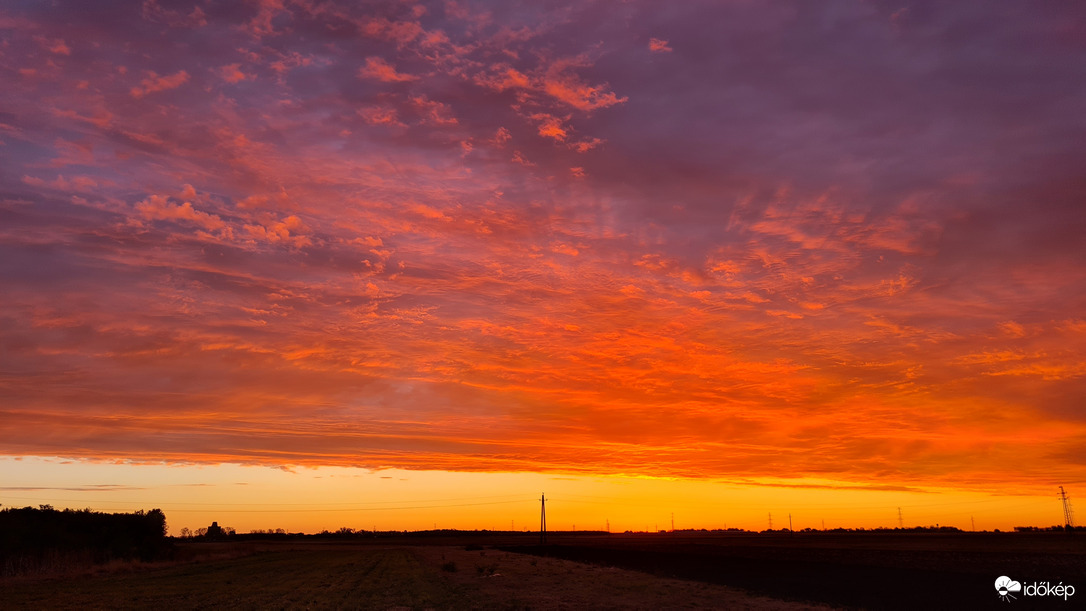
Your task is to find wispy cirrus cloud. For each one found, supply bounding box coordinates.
[0,485,147,492]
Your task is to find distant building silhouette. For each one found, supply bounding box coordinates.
[207,521,224,539]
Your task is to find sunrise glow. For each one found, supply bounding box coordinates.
[1,1,1084,534]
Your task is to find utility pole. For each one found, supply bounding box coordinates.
[768,512,773,530]
[788,513,793,535]
[671,512,675,533]
[822,519,825,531]
[971,516,975,532]
[1059,486,1075,529]
[898,507,904,529]
[540,494,547,544]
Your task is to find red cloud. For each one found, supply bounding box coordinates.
[474,60,627,112]
[530,113,569,142]
[356,16,424,45]
[358,106,405,126]
[358,57,417,82]
[542,63,627,110]
[244,214,312,248]
[35,36,71,55]
[569,137,603,153]
[411,95,458,125]
[491,127,512,145]
[130,70,190,98]
[649,37,673,53]
[474,65,532,92]
[135,194,228,234]
[218,63,253,84]
[242,0,288,38]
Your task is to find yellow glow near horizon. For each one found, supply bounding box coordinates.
[0,458,1065,535]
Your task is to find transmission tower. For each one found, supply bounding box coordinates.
[768,512,773,530]
[539,493,547,543]
[1059,486,1075,528]
[898,507,904,529]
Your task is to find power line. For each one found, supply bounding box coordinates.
[0,493,531,508]
[926,499,1052,518]
[27,499,533,513]
[506,492,1060,514]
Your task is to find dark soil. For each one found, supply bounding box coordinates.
[502,532,1086,610]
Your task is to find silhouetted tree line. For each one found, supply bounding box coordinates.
[177,525,237,538]
[0,505,170,576]
[1014,525,1085,532]
[220,527,597,541]
[760,525,964,533]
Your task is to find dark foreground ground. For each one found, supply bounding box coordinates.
[1,532,1082,609]
[0,538,817,610]
[506,531,1086,609]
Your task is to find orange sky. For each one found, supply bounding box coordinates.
[1,1,1084,532]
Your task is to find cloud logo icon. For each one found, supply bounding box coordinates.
[995,576,1022,601]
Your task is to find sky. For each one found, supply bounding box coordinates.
[1,0,1084,533]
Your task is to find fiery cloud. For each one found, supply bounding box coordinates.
[0,0,1084,498]
[217,63,253,84]
[358,57,418,83]
[648,38,672,53]
[129,70,190,98]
